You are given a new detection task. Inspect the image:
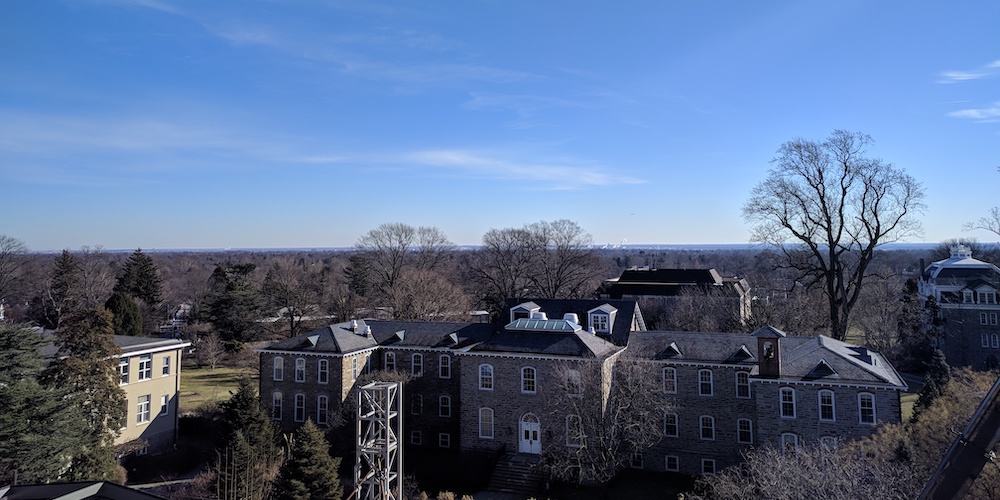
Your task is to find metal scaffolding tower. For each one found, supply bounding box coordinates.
[354,381,403,500]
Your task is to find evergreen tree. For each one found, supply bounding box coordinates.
[42,309,127,481]
[912,348,951,421]
[216,379,281,500]
[0,324,83,483]
[105,291,142,336]
[274,419,343,500]
[113,249,163,306]
[203,264,263,344]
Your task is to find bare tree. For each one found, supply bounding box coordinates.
[262,258,323,338]
[743,130,925,340]
[77,246,115,310]
[0,235,29,306]
[354,223,455,302]
[467,227,537,315]
[388,268,471,322]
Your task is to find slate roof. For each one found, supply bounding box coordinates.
[261,320,496,354]
[625,329,906,388]
[471,327,622,359]
[501,298,644,345]
[0,482,165,500]
[600,268,749,299]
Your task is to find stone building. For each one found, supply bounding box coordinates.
[918,244,1000,368]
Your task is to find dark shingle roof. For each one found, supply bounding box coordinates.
[263,322,378,354]
[501,298,644,345]
[261,320,496,354]
[471,329,622,358]
[0,482,165,500]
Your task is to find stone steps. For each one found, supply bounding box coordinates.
[485,454,544,498]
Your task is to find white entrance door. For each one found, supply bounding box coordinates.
[519,413,541,454]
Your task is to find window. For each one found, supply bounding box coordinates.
[294,394,306,422]
[479,408,494,439]
[272,392,283,420]
[993,334,999,349]
[565,369,582,396]
[411,431,422,445]
[479,364,494,390]
[983,313,990,325]
[965,290,974,303]
[664,413,678,437]
[137,395,151,424]
[352,357,358,379]
[411,394,423,415]
[820,436,838,450]
[984,334,991,348]
[591,314,609,333]
[318,359,329,384]
[162,356,171,376]
[119,358,129,385]
[364,354,371,374]
[819,390,836,421]
[522,367,537,394]
[566,415,584,447]
[439,395,452,417]
[273,357,284,381]
[317,396,329,425]
[700,416,715,440]
[781,433,799,454]
[980,291,996,304]
[439,355,451,379]
[737,418,753,443]
[665,456,679,472]
[698,369,713,396]
[662,367,677,393]
[159,395,169,416]
[736,371,750,398]
[780,387,796,418]
[993,313,999,326]
[385,352,396,371]
[295,358,306,382]
[438,433,451,448]
[859,393,876,424]
[138,354,152,381]
[701,459,716,475]
[412,353,423,376]
[630,452,644,469]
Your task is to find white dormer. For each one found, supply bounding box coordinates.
[510,301,541,324]
[587,304,618,334]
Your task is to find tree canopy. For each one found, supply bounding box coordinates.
[743,130,925,340]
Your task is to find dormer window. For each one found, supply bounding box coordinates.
[587,304,617,334]
[965,291,974,303]
[591,313,609,333]
[510,302,541,324]
[980,291,997,304]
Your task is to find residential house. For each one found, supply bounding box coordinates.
[115,336,191,454]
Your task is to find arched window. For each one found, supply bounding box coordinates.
[273,357,284,381]
[439,355,451,379]
[781,433,799,454]
[318,359,329,384]
[294,393,306,422]
[412,353,423,376]
[479,364,494,390]
[780,387,796,418]
[859,392,876,424]
[818,390,836,421]
[521,367,537,394]
[479,408,494,438]
[317,395,329,425]
[271,391,283,420]
[295,358,306,382]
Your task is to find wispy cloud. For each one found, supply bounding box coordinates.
[464,92,589,116]
[949,102,1000,122]
[938,59,1000,83]
[89,0,180,14]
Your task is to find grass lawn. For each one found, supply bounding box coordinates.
[179,363,248,414]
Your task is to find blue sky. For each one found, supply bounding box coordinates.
[2,1,998,251]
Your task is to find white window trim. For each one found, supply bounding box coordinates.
[385,352,396,371]
[665,455,680,472]
[858,392,876,424]
[664,413,678,438]
[317,395,329,425]
[780,387,796,418]
[700,415,715,441]
[272,392,283,420]
[412,353,423,376]
[137,395,151,425]
[701,458,716,475]
[439,395,452,418]
[735,371,751,399]
[162,356,171,377]
[438,433,451,448]
[479,364,494,391]
[159,395,169,416]
[318,359,329,384]
[273,357,284,381]
[138,354,152,381]
[479,407,494,439]
[698,369,714,396]
[819,390,836,422]
[521,366,537,394]
[663,367,677,394]
[294,393,306,422]
[295,358,306,382]
[439,354,451,379]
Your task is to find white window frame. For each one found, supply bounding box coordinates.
[479,407,494,439]
[159,395,169,416]
[272,391,283,420]
[162,356,171,376]
[665,455,679,472]
[700,415,715,440]
[294,393,306,422]
[295,358,306,382]
[412,353,423,376]
[737,418,752,444]
[138,354,152,381]
[701,459,716,475]
[273,357,284,381]
[479,364,494,391]
[438,433,451,448]
[782,432,799,454]
[439,354,451,379]
[984,334,991,348]
[736,371,750,398]
[590,313,610,333]
[119,358,129,385]
[137,394,151,424]
[521,366,537,394]
[982,312,989,325]
[439,395,452,417]
[780,387,796,418]
[993,334,999,349]
[317,395,329,425]
[965,290,974,303]
[993,313,999,326]
[664,413,678,437]
[859,392,876,424]
[819,390,836,422]
[663,367,677,394]
[385,352,396,371]
[820,436,838,450]
[698,369,713,396]
[318,359,329,384]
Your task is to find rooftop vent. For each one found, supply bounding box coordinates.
[563,313,580,324]
[349,319,359,332]
[530,312,548,321]
[360,325,371,337]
